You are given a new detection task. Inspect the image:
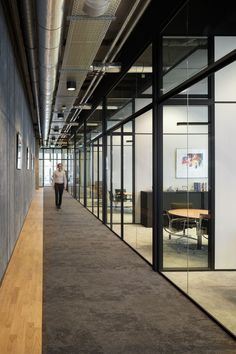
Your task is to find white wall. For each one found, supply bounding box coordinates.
[215,104,236,268]
[214,37,236,269]
[163,106,208,191]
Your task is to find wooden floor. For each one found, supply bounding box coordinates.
[0,189,43,354]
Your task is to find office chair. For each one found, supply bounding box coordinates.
[114,189,127,207]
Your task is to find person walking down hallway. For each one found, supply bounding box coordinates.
[53,163,67,209]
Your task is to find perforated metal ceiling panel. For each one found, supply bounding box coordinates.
[51,0,121,143]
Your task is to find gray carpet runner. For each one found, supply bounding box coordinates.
[43,188,236,354]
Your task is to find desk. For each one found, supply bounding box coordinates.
[168,209,209,249]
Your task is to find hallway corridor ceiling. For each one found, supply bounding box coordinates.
[6,0,151,147]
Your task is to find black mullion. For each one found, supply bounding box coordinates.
[121,126,124,239]
[73,133,76,198]
[208,35,215,270]
[132,119,135,224]
[84,120,87,208]
[110,134,113,228]
[153,35,163,272]
[91,143,94,213]
[97,140,99,218]
[102,98,107,225]
[79,148,81,201]
[67,147,69,192]
[42,148,44,187]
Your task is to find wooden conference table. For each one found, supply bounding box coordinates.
[168,208,209,249]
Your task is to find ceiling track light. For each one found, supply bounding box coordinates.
[67,80,76,91]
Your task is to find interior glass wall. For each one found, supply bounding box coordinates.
[123,111,153,263]
[111,131,121,237]
[98,138,103,220]
[162,102,209,269]
[93,141,99,217]
[160,0,236,336]
[67,145,74,195]
[86,143,93,212]
[106,44,152,130]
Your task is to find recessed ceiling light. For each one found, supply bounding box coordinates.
[67,80,76,91]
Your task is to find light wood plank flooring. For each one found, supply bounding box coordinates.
[0,189,43,354]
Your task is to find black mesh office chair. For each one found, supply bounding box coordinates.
[164,202,196,242]
[114,189,127,207]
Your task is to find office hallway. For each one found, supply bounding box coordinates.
[43,187,236,353]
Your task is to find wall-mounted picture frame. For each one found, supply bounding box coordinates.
[31,153,34,170]
[16,132,22,170]
[26,147,30,170]
[176,148,208,178]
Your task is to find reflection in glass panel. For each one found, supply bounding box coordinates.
[111,133,121,237]
[86,108,103,140]
[124,111,152,263]
[93,143,98,216]
[67,147,74,196]
[162,103,209,269]
[75,147,80,200]
[106,135,111,225]
[86,144,92,211]
[123,132,133,224]
[162,36,208,94]
[98,138,103,220]
[79,147,84,205]
[106,44,152,130]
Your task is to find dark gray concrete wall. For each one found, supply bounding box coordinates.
[0,3,36,281]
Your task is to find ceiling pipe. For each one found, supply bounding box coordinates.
[82,0,111,17]
[18,0,42,139]
[36,0,65,142]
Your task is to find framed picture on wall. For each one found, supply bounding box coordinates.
[26,147,30,169]
[31,153,34,170]
[16,132,22,170]
[176,148,208,178]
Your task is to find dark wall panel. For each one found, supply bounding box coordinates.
[0,3,35,280]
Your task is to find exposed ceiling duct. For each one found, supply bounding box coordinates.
[36,0,65,143]
[18,0,42,139]
[82,0,111,17]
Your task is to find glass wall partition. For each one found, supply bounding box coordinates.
[93,141,99,217]
[98,138,103,220]
[106,134,111,226]
[123,122,133,224]
[123,110,153,263]
[162,102,209,270]
[106,44,152,130]
[67,145,74,195]
[86,143,93,212]
[76,125,85,205]
[159,0,236,336]
[75,144,80,200]
[111,130,122,237]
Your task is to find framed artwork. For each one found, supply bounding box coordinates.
[16,132,22,170]
[176,148,208,178]
[31,153,34,170]
[26,147,30,169]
